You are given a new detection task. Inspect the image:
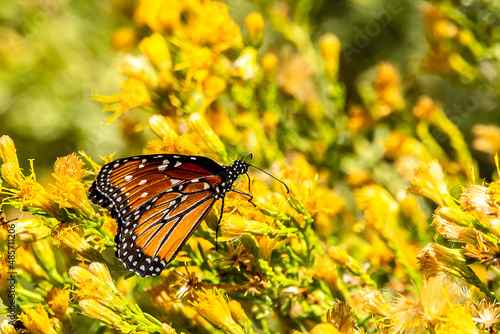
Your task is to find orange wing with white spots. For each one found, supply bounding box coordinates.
[89,154,242,277]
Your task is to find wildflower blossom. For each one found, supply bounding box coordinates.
[175,265,203,299]
[388,275,469,333]
[470,299,500,330]
[0,135,22,187]
[19,304,58,334]
[95,78,152,123]
[190,287,245,334]
[188,113,227,160]
[430,210,477,244]
[409,160,452,207]
[214,243,252,271]
[44,286,70,320]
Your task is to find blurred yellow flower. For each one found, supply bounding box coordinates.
[472,125,500,156]
[95,78,152,123]
[111,26,137,52]
[139,33,172,71]
[413,96,441,122]
[184,1,242,53]
[245,12,265,47]
[320,33,341,79]
[371,62,405,119]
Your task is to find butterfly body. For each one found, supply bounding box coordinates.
[89,154,249,277]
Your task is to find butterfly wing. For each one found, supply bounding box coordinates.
[89,154,226,277]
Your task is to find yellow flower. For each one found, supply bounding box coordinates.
[245,12,265,47]
[356,287,389,317]
[354,184,399,231]
[95,78,152,123]
[111,26,137,52]
[44,286,70,319]
[0,135,22,187]
[472,125,500,156]
[78,299,125,330]
[134,0,182,34]
[119,54,158,87]
[460,185,497,219]
[347,104,375,132]
[53,224,91,253]
[202,74,227,97]
[69,264,118,304]
[311,256,338,289]
[388,275,469,333]
[184,1,242,53]
[371,62,405,119]
[430,210,477,244]
[384,130,430,161]
[434,304,477,334]
[220,214,272,238]
[409,160,452,207]
[417,244,478,283]
[19,304,58,334]
[261,52,278,77]
[148,114,178,140]
[413,96,441,122]
[188,113,227,160]
[51,154,94,217]
[257,235,291,261]
[139,33,172,71]
[277,51,317,103]
[190,287,245,334]
[229,300,253,333]
[320,33,341,79]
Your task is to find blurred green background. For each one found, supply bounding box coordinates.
[1,0,499,177]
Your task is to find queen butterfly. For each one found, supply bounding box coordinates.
[89,153,288,277]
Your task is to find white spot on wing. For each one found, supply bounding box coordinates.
[125,175,132,182]
[174,161,182,167]
[141,192,148,198]
[139,179,147,186]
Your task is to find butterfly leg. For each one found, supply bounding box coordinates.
[228,189,256,207]
[215,197,224,251]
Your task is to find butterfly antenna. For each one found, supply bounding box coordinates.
[242,152,254,161]
[248,164,290,193]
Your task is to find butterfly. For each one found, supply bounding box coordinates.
[89,153,288,277]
